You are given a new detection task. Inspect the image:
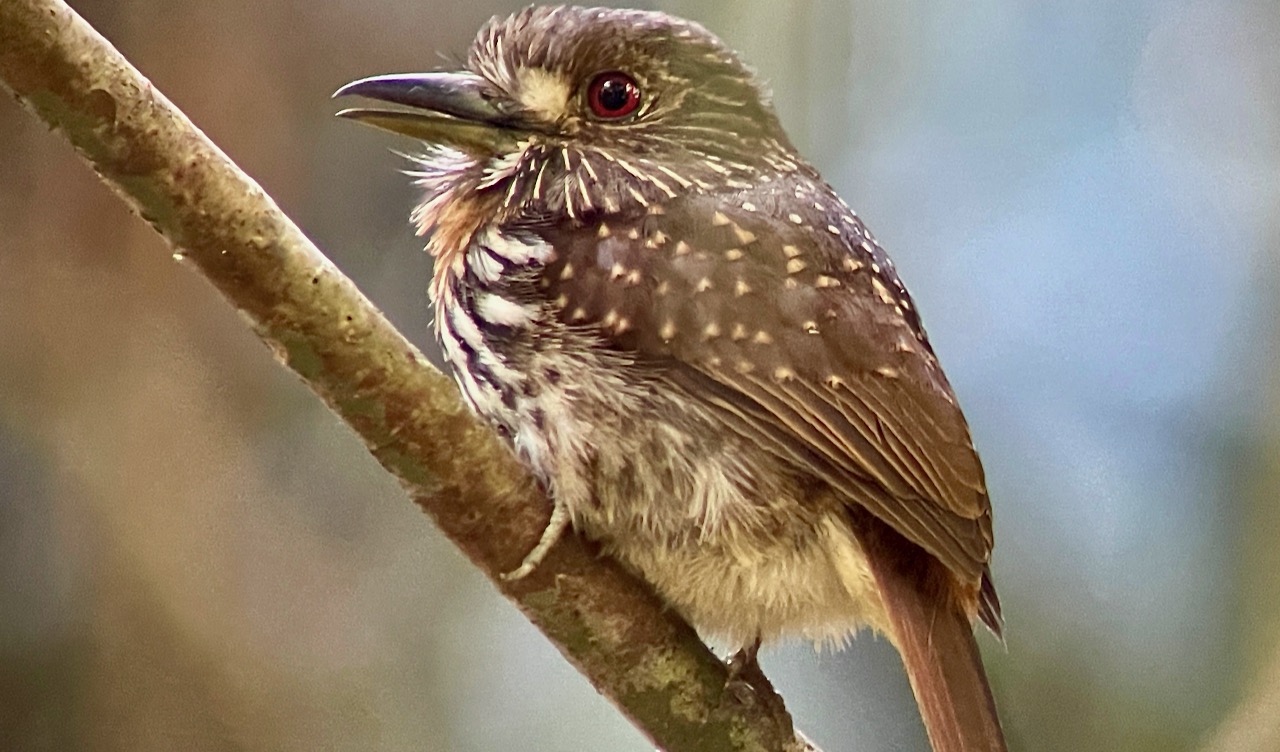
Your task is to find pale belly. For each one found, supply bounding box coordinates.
[440,299,891,650]
[605,514,891,650]
[505,343,891,650]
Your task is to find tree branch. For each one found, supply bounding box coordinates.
[0,1,814,750]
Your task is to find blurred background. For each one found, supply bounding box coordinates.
[2,0,1278,750]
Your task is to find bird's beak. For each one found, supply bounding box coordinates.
[334,72,521,154]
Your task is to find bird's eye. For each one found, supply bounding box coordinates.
[586,72,641,119]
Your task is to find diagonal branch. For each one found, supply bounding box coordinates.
[0,1,814,751]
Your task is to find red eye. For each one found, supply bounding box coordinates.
[587,72,641,119]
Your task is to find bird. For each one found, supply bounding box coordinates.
[335,6,1006,751]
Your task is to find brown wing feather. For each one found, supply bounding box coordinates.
[686,364,989,582]
[533,181,996,589]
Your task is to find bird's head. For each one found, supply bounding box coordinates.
[336,5,801,225]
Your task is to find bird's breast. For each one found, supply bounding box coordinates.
[430,218,556,424]
[428,212,898,649]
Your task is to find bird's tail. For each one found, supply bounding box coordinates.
[860,518,1007,752]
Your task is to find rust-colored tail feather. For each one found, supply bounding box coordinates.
[859,517,1007,752]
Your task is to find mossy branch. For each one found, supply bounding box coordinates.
[0,1,816,750]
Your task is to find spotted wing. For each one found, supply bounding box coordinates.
[531,190,993,585]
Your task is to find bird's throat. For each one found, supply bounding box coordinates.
[409,150,505,307]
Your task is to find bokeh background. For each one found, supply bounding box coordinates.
[3,0,1279,750]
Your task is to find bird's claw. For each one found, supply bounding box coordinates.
[501,501,571,580]
[723,638,776,709]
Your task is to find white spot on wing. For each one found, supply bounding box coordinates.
[872,277,896,305]
[646,231,668,248]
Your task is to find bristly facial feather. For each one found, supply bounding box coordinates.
[411,5,800,251]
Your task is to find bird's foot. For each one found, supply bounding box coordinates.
[722,639,789,717]
[501,500,571,580]
[724,638,769,705]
